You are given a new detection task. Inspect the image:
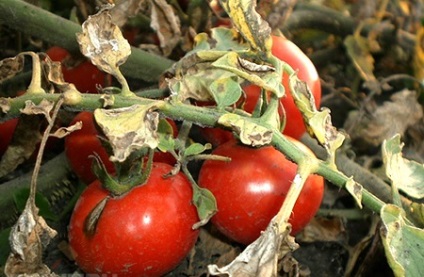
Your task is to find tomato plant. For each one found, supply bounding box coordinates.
[68,162,199,277]
[46,46,106,93]
[198,138,324,245]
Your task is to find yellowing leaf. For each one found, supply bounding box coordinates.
[383,134,424,199]
[219,0,272,55]
[288,75,345,166]
[344,35,376,83]
[94,104,162,162]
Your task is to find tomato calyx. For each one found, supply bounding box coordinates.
[92,148,155,197]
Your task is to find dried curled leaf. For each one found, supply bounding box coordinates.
[5,201,57,276]
[0,55,24,83]
[51,121,82,139]
[344,89,423,149]
[76,5,131,76]
[20,99,55,124]
[208,219,298,277]
[110,0,145,27]
[94,104,162,162]
[150,0,181,57]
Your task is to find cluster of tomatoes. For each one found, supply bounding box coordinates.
[0,35,324,276]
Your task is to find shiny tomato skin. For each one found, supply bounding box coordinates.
[46,46,105,93]
[198,139,324,245]
[0,118,19,157]
[65,112,115,184]
[68,162,199,277]
[243,36,322,139]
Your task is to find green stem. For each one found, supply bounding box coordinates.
[0,0,174,82]
[25,52,45,95]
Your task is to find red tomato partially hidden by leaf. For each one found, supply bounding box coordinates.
[46,46,105,93]
[65,112,177,184]
[68,163,199,277]
[200,126,235,147]
[0,118,19,157]
[243,36,322,139]
[198,138,324,245]
[65,112,114,184]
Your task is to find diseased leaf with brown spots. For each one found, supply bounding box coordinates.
[76,5,131,76]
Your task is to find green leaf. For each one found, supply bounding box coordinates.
[383,134,424,199]
[184,143,211,157]
[157,118,175,153]
[192,186,217,229]
[380,204,424,276]
[13,188,58,221]
[211,27,250,51]
[0,227,11,267]
[209,76,242,108]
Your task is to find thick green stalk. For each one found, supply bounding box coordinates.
[1,93,387,214]
[0,0,174,82]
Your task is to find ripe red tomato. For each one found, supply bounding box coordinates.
[68,162,199,276]
[65,112,115,184]
[0,118,19,157]
[198,138,324,245]
[46,46,106,93]
[65,112,177,184]
[243,35,322,139]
